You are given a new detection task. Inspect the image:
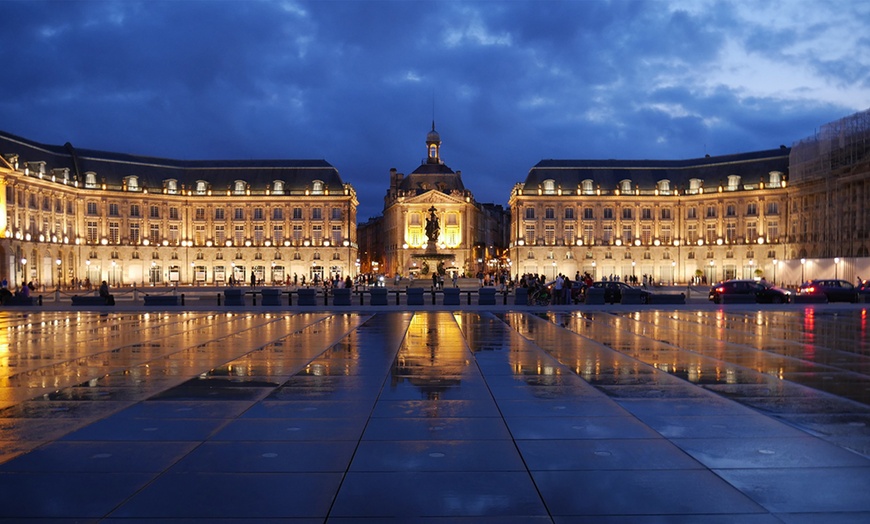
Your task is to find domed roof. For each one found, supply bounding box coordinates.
[426,121,441,144]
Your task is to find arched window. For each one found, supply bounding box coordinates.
[126,176,139,191]
[581,179,594,195]
[196,181,208,195]
[657,179,670,194]
[165,179,178,194]
[273,180,285,194]
[619,179,632,193]
[85,172,98,188]
[688,178,702,194]
[311,180,324,195]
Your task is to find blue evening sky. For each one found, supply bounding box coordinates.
[2,0,868,221]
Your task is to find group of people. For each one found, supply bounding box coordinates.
[0,279,36,304]
[519,271,595,305]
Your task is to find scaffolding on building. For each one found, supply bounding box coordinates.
[790,108,870,182]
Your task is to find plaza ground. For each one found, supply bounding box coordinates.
[0,304,868,522]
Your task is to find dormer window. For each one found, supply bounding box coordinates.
[165,179,178,194]
[233,180,246,195]
[542,179,556,195]
[581,179,594,195]
[619,179,632,193]
[657,179,671,194]
[272,180,285,194]
[769,171,782,187]
[727,175,741,191]
[688,178,702,194]
[311,180,324,195]
[126,176,139,191]
[85,172,98,188]
[196,180,208,195]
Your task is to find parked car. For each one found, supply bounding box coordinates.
[708,279,791,304]
[587,281,652,304]
[798,279,858,302]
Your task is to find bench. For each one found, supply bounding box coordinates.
[648,293,686,304]
[72,295,114,306]
[223,289,245,306]
[514,287,529,306]
[260,288,282,306]
[143,295,181,306]
[332,288,352,306]
[443,287,460,306]
[478,287,496,305]
[584,287,606,305]
[406,287,424,306]
[369,287,388,306]
[3,295,38,306]
[297,288,317,306]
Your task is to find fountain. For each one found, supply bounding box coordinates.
[411,206,455,275]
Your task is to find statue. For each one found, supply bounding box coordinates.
[425,205,440,243]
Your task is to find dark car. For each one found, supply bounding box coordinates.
[587,281,652,304]
[709,279,791,304]
[798,279,858,303]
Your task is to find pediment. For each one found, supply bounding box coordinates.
[405,190,467,205]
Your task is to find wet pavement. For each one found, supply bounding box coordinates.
[0,307,868,522]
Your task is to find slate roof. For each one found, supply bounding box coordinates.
[0,130,344,191]
[398,161,466,194]
[523,148,790,191]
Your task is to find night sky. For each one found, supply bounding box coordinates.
[2,0,868,221]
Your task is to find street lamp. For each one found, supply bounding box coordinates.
[834,257,840,279]
[801,258,806,283]
[773,259,778,285]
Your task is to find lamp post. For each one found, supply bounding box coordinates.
[801,258,806,283]
[834,257,840,280]
[773,259,778,285]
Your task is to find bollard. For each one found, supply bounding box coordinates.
[359,291,364,306]
[395,291,400,305]
[217,293,221,306]
[287,291,293,306]
[181,294,185,306]
[467,291,471,305]
[324,290,329,306]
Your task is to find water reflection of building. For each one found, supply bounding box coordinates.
[391,313,468,400]
[0,131,358,288]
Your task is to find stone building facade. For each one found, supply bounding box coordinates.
[0,131,358,289]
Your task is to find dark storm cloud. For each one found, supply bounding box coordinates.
[1,0,867,221]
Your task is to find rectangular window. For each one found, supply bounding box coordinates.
[687,207,697,219]
[583,207,594,220]
[641,225,651,245]
[272,207,283,220]
[767,220,779,240]
[169,224,179,243]
[215,225,226,244]
[660,225,672,245]
[545,208,555,220]
[524,225,535,244]
[87,221,98,243]
[641,208,652,220]
[767,202,779,215]
[545,224,556,245]
[108,203,119,216]
[583,224,594,245]
[293,224,303,243]
[564,207,574,220]
[150,205,160,219]
[525,208,535,220]
[311,208,322,220]
[332,225,342,245]
[273,225,284,244]
[705,223,717,244]
[195,208,205,220]
[746,221,757,240]
[194,225,206,245]
[129,223,140,244]
[603,224,613,244]
[293,207,303,220]
[622,207,633,220]
[234,225,245,244]
[109,221,120,243]
[687,224,698,243]
[603,207,614,220]
[234,208,244,220]
[130,204,141,217]
[660,208,672,220]
[622,225,633,243]
[726,204,736,217]
[254,224,264,244]
[169,208,179,220]
[564,224,575,245]
[253,208,264,221]
[42,197,50,211]
[706,205,716,218]
[214,208,225,220]
[150,224,160,241]
[747,203,757,216]
[312,224,323,243]
[87,202,98,215]
[726,222,737,242]
[332,207,342,220]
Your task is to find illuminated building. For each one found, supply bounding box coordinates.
[0,131,358,288]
